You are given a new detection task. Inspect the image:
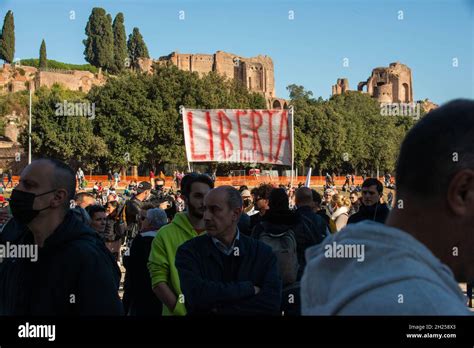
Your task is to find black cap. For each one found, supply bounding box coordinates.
[137,181,152,193]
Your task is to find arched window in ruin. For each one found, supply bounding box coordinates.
[273,100,282,109]
[283,102,288,109]
[402,83,409,102]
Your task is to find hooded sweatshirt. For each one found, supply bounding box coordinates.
[148,212,201,316]
[301,221,471,315]
[331,206,349,232]
[0,211,123,315]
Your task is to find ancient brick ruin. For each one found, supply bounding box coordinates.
[331,62,438,111]
[358,62,413,103]
[419,98,438,113]
[0,63,105,95]
[332,78,349,96]
[138,51,288,109]
[0,111,27,171]
[332,62,414,103]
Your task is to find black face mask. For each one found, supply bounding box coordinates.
[9,188,56,225]
[243,199,252,208]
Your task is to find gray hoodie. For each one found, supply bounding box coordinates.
[301,220,471,315]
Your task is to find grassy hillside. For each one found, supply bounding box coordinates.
[20,58,98,73]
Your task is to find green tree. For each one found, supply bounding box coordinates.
[87,64,265,172]
[0,10,15,63]
[83,8,114,70]
[39,39,47,69]
[112,12,127,73]
[19,85,108,169]
[127,27,149,69]
[287,84,417,176]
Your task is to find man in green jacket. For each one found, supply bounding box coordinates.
[148,173,214,315]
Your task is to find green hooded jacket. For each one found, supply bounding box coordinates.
[148,212,201,316]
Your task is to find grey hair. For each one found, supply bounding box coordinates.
[218,185,243,210]
[146,208,168,229]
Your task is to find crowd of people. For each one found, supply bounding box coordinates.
[0,99,472,316]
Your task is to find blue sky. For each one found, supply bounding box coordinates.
[1,0,473,104]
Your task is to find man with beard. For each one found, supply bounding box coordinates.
[148,173,214,316]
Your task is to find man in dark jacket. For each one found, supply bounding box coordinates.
[175,186,281,315]
[123,207,168,316]
[295,187,328,240]
[0,158,123,315]
[125,181,152,241]
[252,188,323,280]
[311,189,330,227]
[249,184,273,231]
[347,178,390,224]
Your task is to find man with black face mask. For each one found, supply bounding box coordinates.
[0,158,123,315]
[154,178,165,192]
[241,189,254,215]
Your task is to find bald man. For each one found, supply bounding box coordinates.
[0,158,123,315]
[175,186,281,315]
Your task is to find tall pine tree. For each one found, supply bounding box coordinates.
[83,8,114,71]
[127,27,149,70]
[39,39,47,68]
[0,10,15,63]
[112,12,127,73]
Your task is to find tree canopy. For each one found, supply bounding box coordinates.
[0,10,15,63]
[288,84,422,175]
[112,13,127,73]
[39,39,47,68]
[83,7,114,71]
[127,27,149,69]
[19,64,266,172]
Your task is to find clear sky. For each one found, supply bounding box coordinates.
[1,0,473,104]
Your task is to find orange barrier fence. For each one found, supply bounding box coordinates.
[4,175,391,189]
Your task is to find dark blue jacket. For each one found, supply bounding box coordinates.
[237,213,251,236]
[175,232,282,315]
[347,202,390,225]
[122,231,163,316]
[296,206,328,239]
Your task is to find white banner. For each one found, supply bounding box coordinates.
[182,109,293,165]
